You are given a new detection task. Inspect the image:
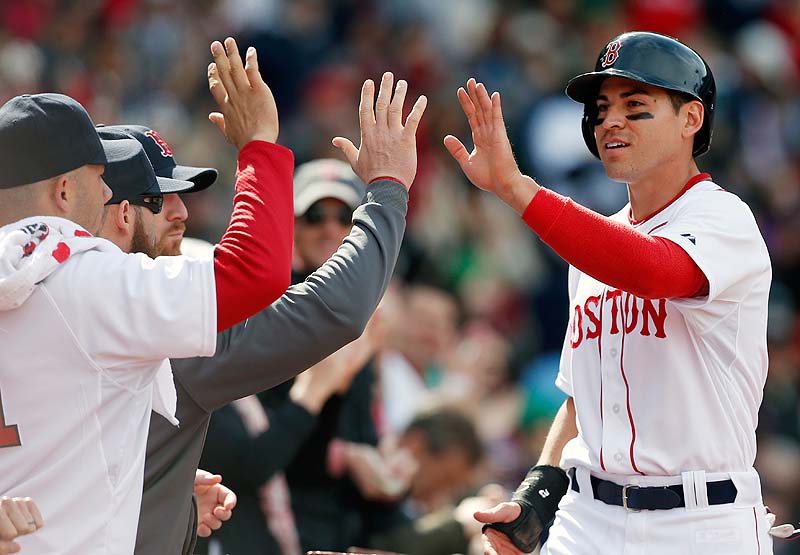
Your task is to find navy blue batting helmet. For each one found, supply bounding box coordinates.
[565,31,716,158]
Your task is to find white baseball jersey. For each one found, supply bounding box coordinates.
[0,217,216,554]
[557,176,771,477]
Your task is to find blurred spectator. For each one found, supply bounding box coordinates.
[377,282,460,434]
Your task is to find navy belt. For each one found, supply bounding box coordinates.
[568,468,738,511]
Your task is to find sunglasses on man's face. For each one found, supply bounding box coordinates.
[129,195,164,215]
[302,202,352,226]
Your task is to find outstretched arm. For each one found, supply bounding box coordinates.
[446,79,707,300]
[175,72,427,413]
[207,37,294,332]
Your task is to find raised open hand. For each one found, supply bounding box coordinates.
[444,79,522,192]
[207,37,279,148]
[333,72,427,189]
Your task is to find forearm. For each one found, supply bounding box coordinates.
[214,141,294,332]
[179,180,408,413]
[537,397,577,467]
[521,188,708,299]
[497,173,540,215]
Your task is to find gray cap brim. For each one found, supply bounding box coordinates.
[156,175,196,194]
[294,180,363,216]
[167,165,218,193]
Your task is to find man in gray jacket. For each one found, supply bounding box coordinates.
[100,72,426,555]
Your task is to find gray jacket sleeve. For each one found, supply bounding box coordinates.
[171,180,408,413]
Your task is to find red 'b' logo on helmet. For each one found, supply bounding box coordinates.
[601,40,622,68]
[145,130,174,157]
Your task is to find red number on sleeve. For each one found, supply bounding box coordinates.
[0,387,21,448]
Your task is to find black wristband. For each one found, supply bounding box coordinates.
[484,465,569,552]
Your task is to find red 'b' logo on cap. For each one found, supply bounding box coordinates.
[601,40,621,68]
[145,130,174,157]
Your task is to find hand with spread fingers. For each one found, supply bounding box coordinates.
[444,78,538,213]
[0,496,43,554]
[207,37,279,148]
[333,72,427,189]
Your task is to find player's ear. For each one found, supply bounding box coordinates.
[117,200,133,231]
[682,101,704,141]
[49,173,72,215]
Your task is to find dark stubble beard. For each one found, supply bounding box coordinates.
[130,209,159,258]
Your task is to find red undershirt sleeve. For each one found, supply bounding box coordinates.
[213,141,294,332]
[521,188,708,299]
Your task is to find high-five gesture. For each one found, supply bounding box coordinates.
[445,78,538,213]
[333,72,427,189]
[207,37,279,148]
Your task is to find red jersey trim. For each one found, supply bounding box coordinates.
[598,292,606,471]
[619,295,643,475]
[628,173,711,226]
[368,176,405,188]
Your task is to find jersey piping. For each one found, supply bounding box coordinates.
[627,172,712,225]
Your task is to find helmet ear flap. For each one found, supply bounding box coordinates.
[582,104,600,159]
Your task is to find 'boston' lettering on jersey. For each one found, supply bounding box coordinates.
[570,288,667,348]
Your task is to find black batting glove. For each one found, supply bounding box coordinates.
[483,465,569,552]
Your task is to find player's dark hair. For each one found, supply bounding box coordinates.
[667,90,697,114]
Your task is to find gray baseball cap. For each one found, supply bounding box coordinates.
[293,159,364,216]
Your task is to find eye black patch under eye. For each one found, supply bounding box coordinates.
[627,113,654,120]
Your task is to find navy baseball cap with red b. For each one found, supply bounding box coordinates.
[97,128,195,208]
[0,93,139,188]
[98,124,218,193]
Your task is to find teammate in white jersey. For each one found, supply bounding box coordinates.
[445,31,781,555]
[0,38,294,554]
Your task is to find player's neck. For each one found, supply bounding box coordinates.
[626,160,701,222]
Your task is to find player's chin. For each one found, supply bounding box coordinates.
[601,158,635,183]
[158,237,183,257]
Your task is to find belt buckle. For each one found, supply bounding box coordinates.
[622,484,641,512]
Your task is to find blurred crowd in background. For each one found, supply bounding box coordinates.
[2,0,800,553]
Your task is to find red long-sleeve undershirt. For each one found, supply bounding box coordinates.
[522,188,708,299]
[213,141,294,332]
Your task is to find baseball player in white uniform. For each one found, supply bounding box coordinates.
[444,31,782,554]
[0,38,294,554]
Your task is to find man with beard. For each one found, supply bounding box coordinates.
[99,71,427,555]
[0,36,295,555]
[97,128,196,257]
